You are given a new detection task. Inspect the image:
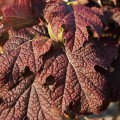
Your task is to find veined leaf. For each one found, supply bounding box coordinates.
[0,1,119,120]
[0,29,118,119]
[44,3,103,52]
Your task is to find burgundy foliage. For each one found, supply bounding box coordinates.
[0,0,120,120]
[44,3,103,52]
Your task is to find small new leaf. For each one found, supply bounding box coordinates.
[58,24,65,41]
[48,23,56,39]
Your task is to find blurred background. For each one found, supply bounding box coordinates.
[80,102,119,120]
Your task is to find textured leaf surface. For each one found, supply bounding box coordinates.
[0,32,118,120]
[0,1,119,120]
[39,43,118,115]
[44,3,103,52]
[73,5,103,51]
[26,24,48,37]
[0,73,57,120]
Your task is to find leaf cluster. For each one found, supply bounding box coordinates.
[0,0,120,120]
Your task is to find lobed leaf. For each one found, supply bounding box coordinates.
[44,3,103,52]
[0,34,118,119]
[0,1,119,120]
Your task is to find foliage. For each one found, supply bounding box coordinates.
[0,0,120,120]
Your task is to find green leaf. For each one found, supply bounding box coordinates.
[58,25,65,42]
[48,23,55,39]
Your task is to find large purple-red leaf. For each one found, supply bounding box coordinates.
[0,1,119,120]
[44,3,103,52]
[0,31,118,119]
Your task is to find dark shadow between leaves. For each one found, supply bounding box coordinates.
[0,32,9,47]
[94,65,111,110]
[83,26,98,47]
[0,97,3,105]
[64,103,76,120]
[22,116,29,120]
[94,65,109,76]
[86,0,101,7]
